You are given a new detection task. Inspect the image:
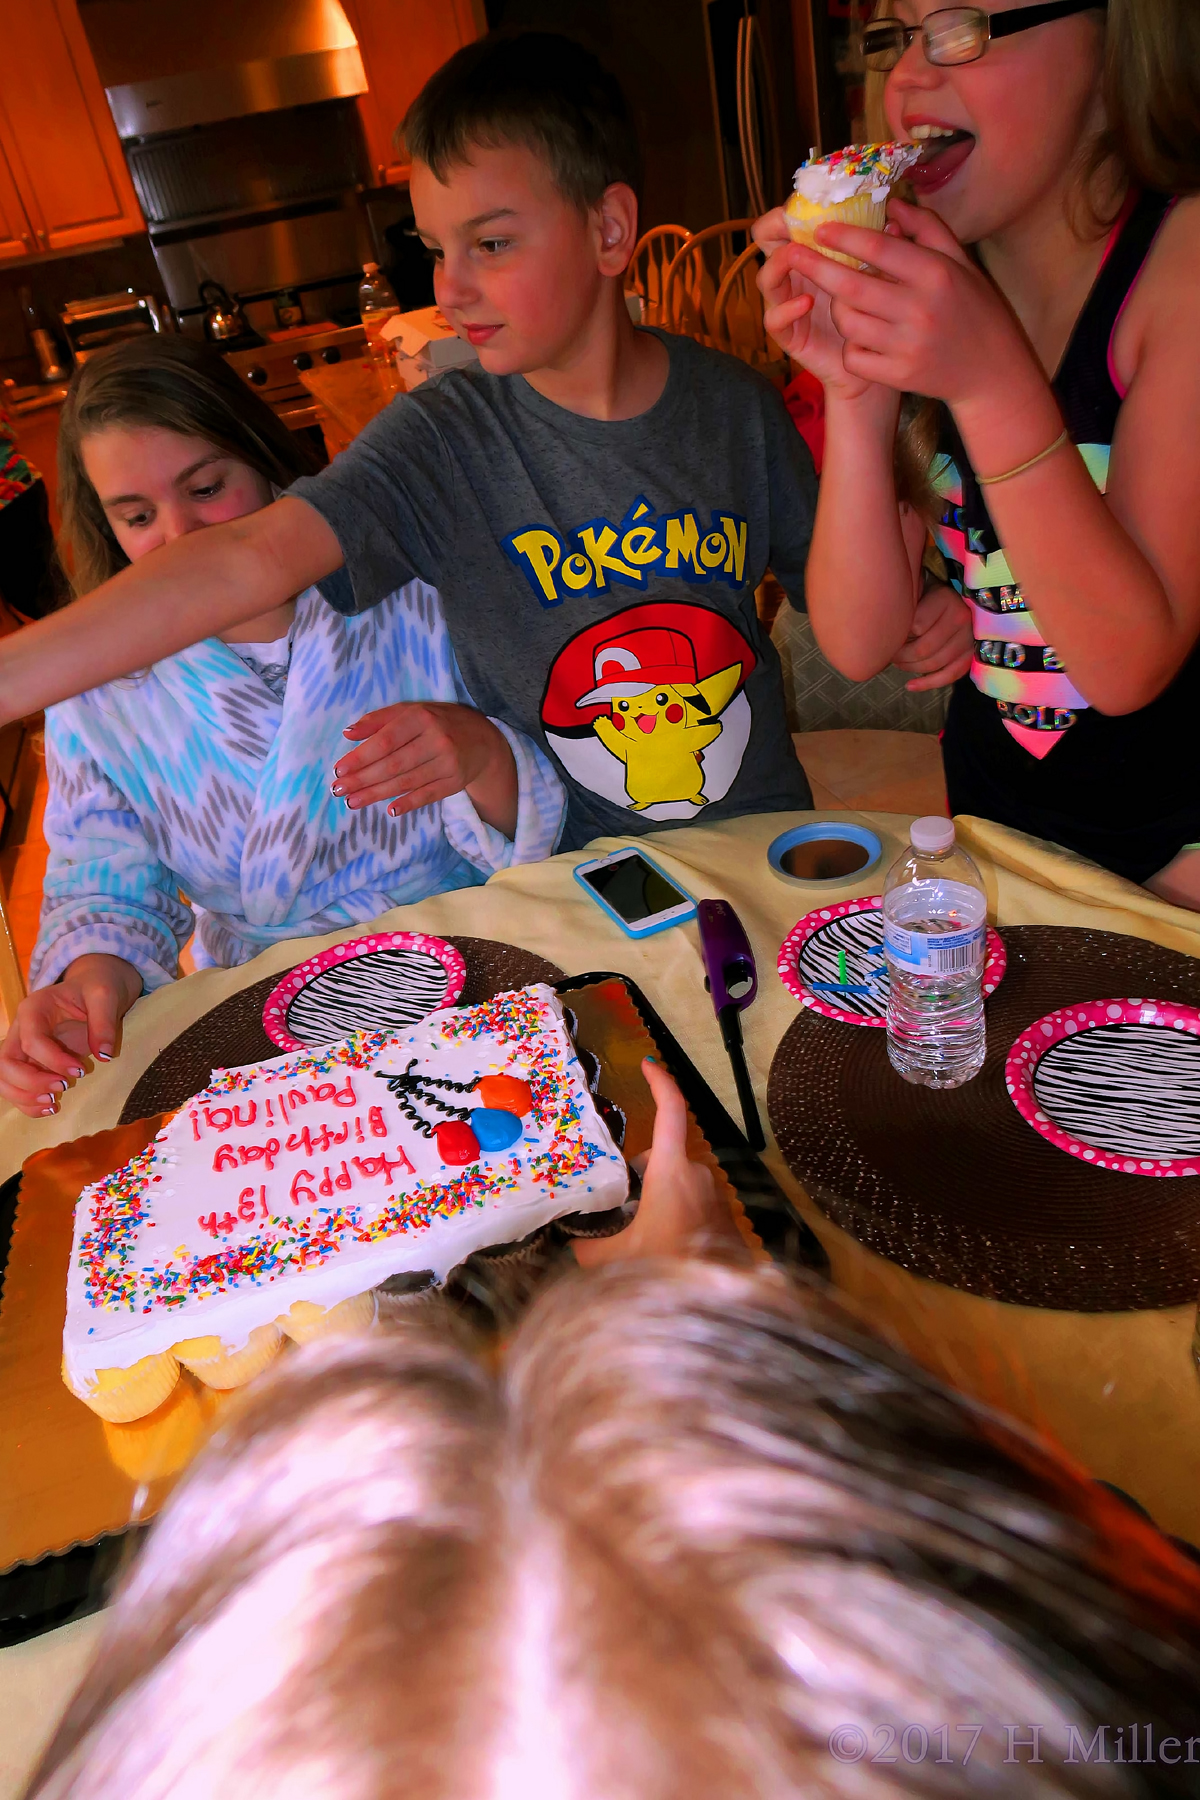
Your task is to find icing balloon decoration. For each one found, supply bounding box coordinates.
[777,896,1006,1027]
[1006,998,1200,1174]
[263,932,467,1051]
[375,1058,533,1167]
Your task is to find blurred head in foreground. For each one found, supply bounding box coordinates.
[29,1262,1200,1799]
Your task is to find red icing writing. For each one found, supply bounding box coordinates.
[199,1188,269,1237]
[309,1078,357,1107]
[286,1121,349,1157]
[198,1210,239,1238]
[352,1149,415,1182]
[367,1106,389,1139]
[291,1169,317,1207]
[212,1138,280,1172]
[233,1101,257,1127]
[318,1161,354,1195]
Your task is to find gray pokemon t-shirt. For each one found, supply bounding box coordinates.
[289,329,817,850]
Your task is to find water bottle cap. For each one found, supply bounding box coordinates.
[909,815,955,853]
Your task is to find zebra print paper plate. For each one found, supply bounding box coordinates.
[1006,999,1200,1175]
[262,932,467,1052]
[777,896,1006,1027]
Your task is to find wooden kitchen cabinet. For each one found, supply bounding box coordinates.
[0,141,36,261]
[0,0,143,261]
[342,0,486,187]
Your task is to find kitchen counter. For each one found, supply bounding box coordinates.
[296,352,409,454]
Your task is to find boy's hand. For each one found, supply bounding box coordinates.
[0,954,140,1117]
[334,702,518,834]
[892,583,974,691]
[574,1058,749,1267]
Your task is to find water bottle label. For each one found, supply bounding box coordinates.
[883,918,985,973]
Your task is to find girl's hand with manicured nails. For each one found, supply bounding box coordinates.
[891,583,975,691]
[754,207,878,402]
[791,199,1041,421]
[573,1058,750,1267]
[333,701,519,836]
[0,953,141,1117]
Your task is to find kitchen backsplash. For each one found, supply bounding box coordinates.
[0,237,165,390]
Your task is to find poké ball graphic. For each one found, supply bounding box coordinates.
[541,603,756,823]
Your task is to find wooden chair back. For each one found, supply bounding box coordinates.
[713,242,788,379]
[0,884,26,1029]
[625,224,691,327]
[661,220,754,346]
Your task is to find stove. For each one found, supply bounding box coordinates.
[223,322,366,431]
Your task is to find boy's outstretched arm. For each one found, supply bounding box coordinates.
[0,497,343,724]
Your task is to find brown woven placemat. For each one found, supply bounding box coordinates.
[767,925,1200,1311]
[119,938,565,1125]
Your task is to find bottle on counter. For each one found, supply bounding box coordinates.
[18,286,68,383]
[358,263,400,370]
[882,816,987,1089]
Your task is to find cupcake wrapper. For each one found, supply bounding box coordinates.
[174,1322,284,1390]
[555,1200,639,1240]
[375,1286,444,1324]
[277,1291,378,1346]
[447,1225,562,1319]
[66,1349,181,1424]
[785,190,889,267]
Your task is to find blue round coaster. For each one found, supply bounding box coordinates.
[767,822,883,886]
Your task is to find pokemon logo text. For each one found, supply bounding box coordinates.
[504,495,749,607]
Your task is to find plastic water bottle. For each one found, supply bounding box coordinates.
[359,263,400,370]
[883,816,987,1089]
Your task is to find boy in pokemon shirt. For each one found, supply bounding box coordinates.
[0,38,965,850]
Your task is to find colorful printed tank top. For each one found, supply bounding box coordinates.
[932,189,1175,759]
[931,191,1200,885]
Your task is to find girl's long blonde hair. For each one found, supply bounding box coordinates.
[57,336,320,598]
[25,1262,1200,1800]
[867,0,1200,508]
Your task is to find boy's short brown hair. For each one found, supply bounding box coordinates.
[402,31,642,211]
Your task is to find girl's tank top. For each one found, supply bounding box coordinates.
[932,190,1197,885]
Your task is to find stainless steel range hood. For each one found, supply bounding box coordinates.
[82,0,367,139]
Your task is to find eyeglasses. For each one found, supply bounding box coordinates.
[862,0,1104,73]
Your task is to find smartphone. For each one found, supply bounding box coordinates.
[573,847,698,939]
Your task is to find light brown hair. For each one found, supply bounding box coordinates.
[57,336,319,599]
[864,0,1200,510]
[28,1263,1200,1799]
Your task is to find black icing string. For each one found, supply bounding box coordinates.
[374,1061,480,1138]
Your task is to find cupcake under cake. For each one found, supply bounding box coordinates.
[63,984,628,1420]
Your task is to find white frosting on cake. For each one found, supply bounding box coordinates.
[64,985,627,1387]
[790,142,920,205]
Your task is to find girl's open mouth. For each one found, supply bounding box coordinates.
[906,128,976,193]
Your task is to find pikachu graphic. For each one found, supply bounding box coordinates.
[577,627,743,811]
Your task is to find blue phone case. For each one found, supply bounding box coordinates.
[573,850,698,939]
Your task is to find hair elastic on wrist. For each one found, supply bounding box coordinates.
[976,428,1070,487]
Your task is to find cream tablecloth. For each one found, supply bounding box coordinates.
[5,808,1200,1793]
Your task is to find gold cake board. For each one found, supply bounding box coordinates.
[0,978,754,1575]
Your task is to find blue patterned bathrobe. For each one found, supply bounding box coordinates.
[31,582,565,992]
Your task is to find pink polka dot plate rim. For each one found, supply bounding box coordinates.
[1005,997,1200,1176]
[262,931,468,1053]
[776,895,1007,1029]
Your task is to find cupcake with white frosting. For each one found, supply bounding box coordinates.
[785,142,920,267]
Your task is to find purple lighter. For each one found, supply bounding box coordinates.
[697,898,765,1151]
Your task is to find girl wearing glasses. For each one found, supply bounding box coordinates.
[755,1,1200,906]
